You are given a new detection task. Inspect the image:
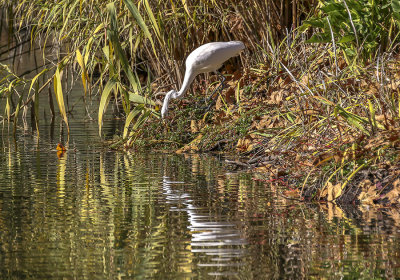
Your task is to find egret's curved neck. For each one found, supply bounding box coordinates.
[176,69,195,98]
[161,68,196,118]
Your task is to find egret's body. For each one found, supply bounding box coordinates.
[161,41,245,118]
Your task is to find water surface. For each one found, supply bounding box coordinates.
[1,26,400,280]
[2,120,400,279]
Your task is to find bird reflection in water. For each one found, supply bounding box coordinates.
[162,176,247,276]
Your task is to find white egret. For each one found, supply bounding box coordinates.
[161,41,245,118]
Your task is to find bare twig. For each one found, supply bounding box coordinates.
[326,17,338,77]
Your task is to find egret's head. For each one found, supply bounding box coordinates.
[161,90,176,119]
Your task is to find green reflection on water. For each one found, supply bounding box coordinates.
[1,126,400,279]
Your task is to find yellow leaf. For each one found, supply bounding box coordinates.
[5,95,10,122]
[29,68,48,97]
[54,67,69,134]
[76,49,88,96]
[181,0,193,20]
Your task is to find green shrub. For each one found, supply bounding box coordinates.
[302,0,400,62]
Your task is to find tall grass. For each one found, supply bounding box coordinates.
[1,0,399,152]
[0,0,312,140]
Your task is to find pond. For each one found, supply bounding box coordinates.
[2,110,400,279]
[2,30,400,280]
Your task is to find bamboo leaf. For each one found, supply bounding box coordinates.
[122,0,157,57]
[340,162,369,192]
[28,68,48,97]
[102,45,110,61]
[84,23,103,65]
[106,2,139,91]
[98,78,117,136]
[94,22,104,34]
[132,109,150,131]
[59,0,80,41]
[84,37,93,66]
[76,49,88,96]
[128,91,155,105]
[54,67,69,134]
[336,106,369,124]
[123,105,143,138]
[367,99,377,130]
[8,79,16,93]
[13,93,24,136]
[33,82,40,136]
[5,94,11,123]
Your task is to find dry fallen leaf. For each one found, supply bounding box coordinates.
[176,133,203,153]
[190,119,204,133]
[268,90,284,105]
[254,115,272,130]
[224,87,236,104]
[56,143,67,152]
[382,179,400,203]
[327,182,342,201]
[56,143,67,159]
[283,188,301,199]
[236,137,253,152]
[358,180,379,205]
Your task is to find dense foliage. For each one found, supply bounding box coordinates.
[304,0,400,61]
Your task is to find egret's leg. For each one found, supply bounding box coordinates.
[205,71,226,106]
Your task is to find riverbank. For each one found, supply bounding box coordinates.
[126,48,400,205]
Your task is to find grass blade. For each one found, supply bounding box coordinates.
[144,0,164,45]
